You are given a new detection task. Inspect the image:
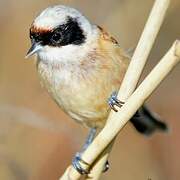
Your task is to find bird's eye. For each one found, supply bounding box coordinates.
[30,31,34,40]
[51,30,62,43]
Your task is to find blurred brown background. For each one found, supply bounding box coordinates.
[0,0,180,179]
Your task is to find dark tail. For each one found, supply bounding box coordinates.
[130,105,168,136]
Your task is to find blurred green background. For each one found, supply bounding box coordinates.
[0,0,180,179]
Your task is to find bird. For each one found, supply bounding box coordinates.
[26,5,168,174]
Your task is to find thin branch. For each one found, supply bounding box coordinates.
[118,0,170,101]
[87,0,170,179]
[60,40,180,180]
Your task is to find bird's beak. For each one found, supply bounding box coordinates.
[25,42,43,59]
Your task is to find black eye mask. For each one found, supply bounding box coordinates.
[30,17,86,47]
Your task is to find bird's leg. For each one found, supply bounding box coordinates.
[108,91,125,112]
[72,128,110,174]
[82,128,97,152]
[72,128,97,175]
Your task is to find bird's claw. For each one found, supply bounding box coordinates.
[108,92,124,112]
[72,153,110,175]
[72,153,90,175]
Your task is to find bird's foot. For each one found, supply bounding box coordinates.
[72,153,110,174]
[72,152,90,175]
[108,91,124,112]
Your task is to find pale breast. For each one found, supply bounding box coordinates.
[37,59,110,127]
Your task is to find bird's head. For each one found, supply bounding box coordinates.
[26,5,98,63]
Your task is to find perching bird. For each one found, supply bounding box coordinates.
[26,5,168,174]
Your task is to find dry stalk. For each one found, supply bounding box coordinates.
[87,0,170,179]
